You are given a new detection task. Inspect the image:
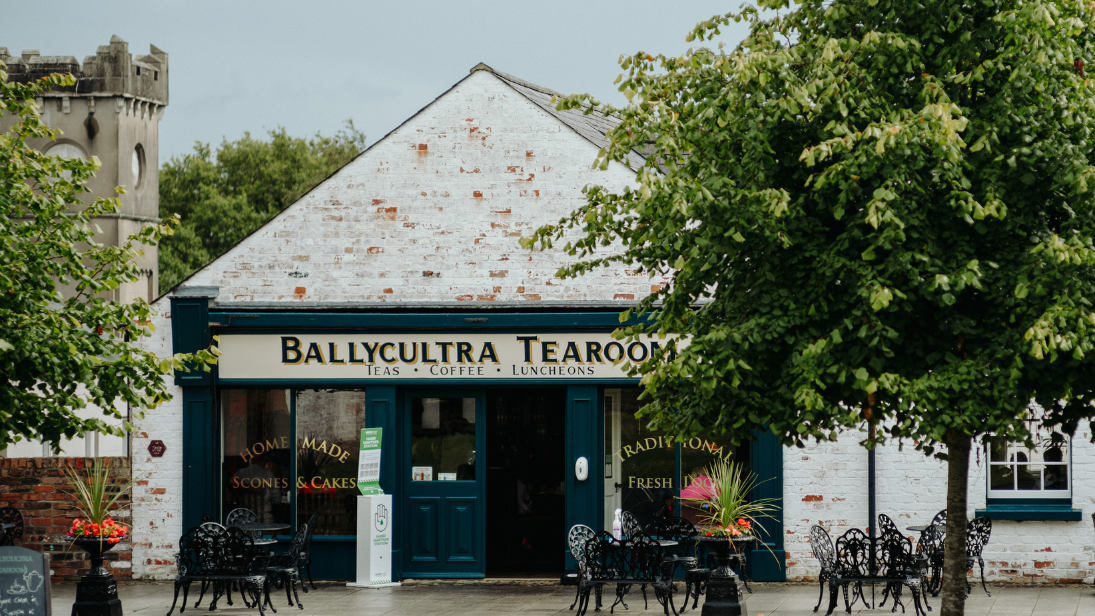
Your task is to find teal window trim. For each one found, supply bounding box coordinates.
[977,498,1083,521]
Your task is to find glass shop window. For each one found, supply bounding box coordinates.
[410,397,477,481]
[603,387,750,532]
[295,389,368,535]
[222,389,292,526]
[603,388,675,531]
[987,428,1070,499]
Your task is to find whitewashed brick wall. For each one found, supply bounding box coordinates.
[784,421,1095,585]
[131,306,184,579]
[180,69,660,305]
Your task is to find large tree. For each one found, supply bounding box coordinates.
[0,69,218,450]
[159,125,366,290]
[526,1,1095,614]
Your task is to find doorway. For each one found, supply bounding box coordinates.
[485,388,566,575]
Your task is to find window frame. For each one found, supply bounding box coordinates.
[985,431,1072,501]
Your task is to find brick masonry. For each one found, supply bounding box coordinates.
[0,457,132,581]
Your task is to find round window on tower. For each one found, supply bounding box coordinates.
[132,144,145,189]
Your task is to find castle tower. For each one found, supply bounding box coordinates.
[0,35,167,302]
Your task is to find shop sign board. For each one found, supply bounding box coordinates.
[217,333,682,381]
[357,428,383,496]
[0,547,50,616]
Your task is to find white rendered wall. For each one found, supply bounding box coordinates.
[783,421,1094,585]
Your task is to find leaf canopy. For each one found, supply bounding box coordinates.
[527,0,1095,453]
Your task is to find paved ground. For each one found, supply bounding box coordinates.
[51,580,1094,616]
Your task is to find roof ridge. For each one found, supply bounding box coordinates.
[469,63,564,99]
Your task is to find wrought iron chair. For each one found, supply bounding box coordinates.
[576,532,676,616]
[651,517,703,612]
[169,524,270,616]
[225,508,260,540]
[916,509,946,597]
[297,511,319,590]
[264,523,307,610]
[566,524,598,610]
[965,516,992,597]
[621,511,643,539]
[877,521,928,616]
[808,525,837,613]
[0,506,24,546]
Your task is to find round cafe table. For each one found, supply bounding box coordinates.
[235,522,290,547]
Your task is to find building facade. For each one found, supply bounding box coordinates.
[135,65,1092,585]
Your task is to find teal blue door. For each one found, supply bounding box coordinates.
[402,389,486,577]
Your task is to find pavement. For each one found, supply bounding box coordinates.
[50,580,1095,616]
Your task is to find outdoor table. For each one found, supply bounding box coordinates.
[906,524,945,533]
[235,522,290,547]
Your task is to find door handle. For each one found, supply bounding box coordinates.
[614,482,622,493]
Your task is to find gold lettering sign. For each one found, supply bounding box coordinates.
[612,436,733,463]
[239,435,290,464]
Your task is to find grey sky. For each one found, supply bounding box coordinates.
[2,1,750,161]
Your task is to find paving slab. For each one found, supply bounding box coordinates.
[45,580,1094,616]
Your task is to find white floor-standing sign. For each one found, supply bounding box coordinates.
[348,428,400,588]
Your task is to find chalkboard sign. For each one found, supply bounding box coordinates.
[0,547,50,616]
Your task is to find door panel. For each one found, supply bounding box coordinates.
[402,390,485,577]
[408,497,440,562]
[445,498,477,562]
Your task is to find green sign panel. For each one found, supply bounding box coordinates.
[357,428,383,495]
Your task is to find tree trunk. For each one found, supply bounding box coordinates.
[939,431,972,616]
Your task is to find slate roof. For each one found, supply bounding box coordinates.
[475,64,647,171]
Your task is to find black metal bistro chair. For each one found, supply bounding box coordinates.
[264,523,308,611]
[297,511,319,590]
[965,516,992,597]
[0,507,24,546]
[808,525,837,613]
[916,509,947,597]
[566,524,598,610]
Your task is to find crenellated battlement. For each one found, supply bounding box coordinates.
[1,34,167,105]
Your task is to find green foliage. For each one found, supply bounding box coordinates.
[159,124,367,290]
[527,0,1095,453]
[63,458,132,525]
[0,67,219,450]
[680,459,779,536]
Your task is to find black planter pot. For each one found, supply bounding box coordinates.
[696,535,753,616]
[71,537,123,616]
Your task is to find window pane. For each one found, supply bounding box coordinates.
[1015,465,1042,490]
[604,388,675,532]
[296,389,368,536]
[988,438,1008,462]
[989,464,1014,490]
[1044,464,1068,490]
[411,398,476,480]
[222,389,292,525]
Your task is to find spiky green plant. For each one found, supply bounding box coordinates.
[63,458,133,526]
[680,459,779,540]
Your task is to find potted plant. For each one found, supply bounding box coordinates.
[679,459,779,549]
[63,458,132,574]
